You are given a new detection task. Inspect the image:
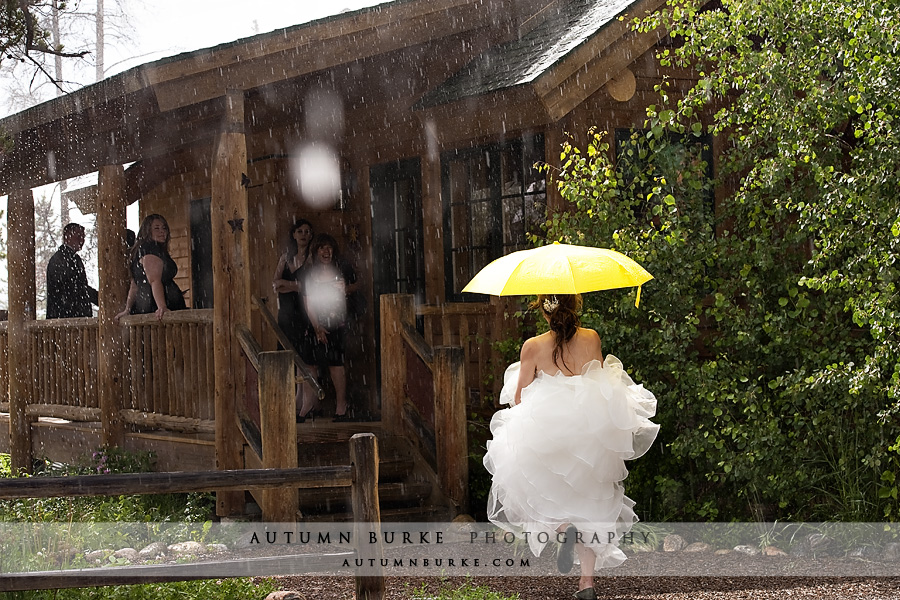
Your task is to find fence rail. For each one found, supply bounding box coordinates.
[0,434,384,597]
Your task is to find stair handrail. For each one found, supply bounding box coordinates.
[380,293,468,513]
[252,295,324,400]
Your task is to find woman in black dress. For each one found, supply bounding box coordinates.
[115,214,186,321]
[272,219,319,420]
[304,233,358,421]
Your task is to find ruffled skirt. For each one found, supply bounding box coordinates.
[483,355,659,569]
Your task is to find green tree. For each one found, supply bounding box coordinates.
[534,0,900,521]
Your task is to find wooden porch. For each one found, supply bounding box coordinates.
[0,292,515,521]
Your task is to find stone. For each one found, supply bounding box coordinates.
[265,592,303,600]
[168,541,206,555]
[714,549,733,555]
[206,543,229,554]
[114,548,139,561]
[733,545,761,556]
[883,542,900,560]
[85,549,112,563]
[763,545,787,556]
[848,546,879,559]
[663,534,686,552]
[452,514,476,523]
[139,541,168,559]
[235,531,260,549]
[683,542,712,553]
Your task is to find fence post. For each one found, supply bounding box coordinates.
[258,350,298,522]
[433,346,469,514]
[350,433,384,600]
[380,294,413,436]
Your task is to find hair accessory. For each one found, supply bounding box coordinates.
[543,295,559,313]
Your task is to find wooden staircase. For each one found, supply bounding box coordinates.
[243,420,453,522]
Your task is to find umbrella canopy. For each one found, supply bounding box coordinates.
[461,242,653,305]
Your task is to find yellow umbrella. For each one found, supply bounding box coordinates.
[461,242,653,306]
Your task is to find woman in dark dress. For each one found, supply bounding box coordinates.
[272,219,319,421]
[115,214,186,322]
[304,233,358,421]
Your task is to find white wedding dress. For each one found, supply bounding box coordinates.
[483,355,659,569]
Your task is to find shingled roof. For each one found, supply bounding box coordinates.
[417,0,641,108]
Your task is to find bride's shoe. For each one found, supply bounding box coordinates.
[557,524,577,574]
[573,588,596,600]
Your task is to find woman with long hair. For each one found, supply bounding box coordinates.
[272,219,319,421]
[483,293,658,599]
[115,214,186,322]
[303,233,358,421]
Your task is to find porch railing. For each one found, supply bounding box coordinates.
[0,310,215,434]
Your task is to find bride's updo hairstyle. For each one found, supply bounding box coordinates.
[532,293,583,370]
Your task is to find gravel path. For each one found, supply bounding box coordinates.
[271,574,900,599]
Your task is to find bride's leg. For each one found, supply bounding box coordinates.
[576,543,595,592]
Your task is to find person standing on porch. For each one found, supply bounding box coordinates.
[115,214,187,322]
[304,233,358,421]
[272,219,319,422]
[46,223,98,319]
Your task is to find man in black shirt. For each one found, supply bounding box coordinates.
[46,223,98,319]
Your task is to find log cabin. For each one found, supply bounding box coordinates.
[0,0,705,520]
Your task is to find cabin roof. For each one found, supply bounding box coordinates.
[417,0,638,107]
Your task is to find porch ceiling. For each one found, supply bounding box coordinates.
[0,0,552,197]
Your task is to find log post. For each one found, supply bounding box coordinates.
[379,294,413,436]
[350,433,384,600]
[258,350,298,522]
[96,164,128,447]
[211,88,251,516]
[7,188,36,474]
[433,345,469,514]
[420,143,444,305]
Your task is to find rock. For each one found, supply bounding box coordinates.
[85,549,112,563]
[883,542,900,560]
[139,541,168,560]
[848,546,879,559]
[789,537,811,558]
[167,541,206,555]
[452,514,476,523]
[683,542,712,553]
[714,549,733,555]
[235,531,259,549]
[663,534,686,552]
[763,545,787,556]
[808,533,834,554]
[265,592,303,600]
[206,543,229,554]
[114,548,139,561]
[733,545,761,556]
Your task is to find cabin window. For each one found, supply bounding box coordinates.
[441,134,545,301]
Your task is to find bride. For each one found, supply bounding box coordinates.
[483,293,659,599]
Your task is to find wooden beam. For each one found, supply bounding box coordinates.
[0,465,352,499]
[433,346,469,513]
[96,164,128,447]
[7,188,36,474]
[379,295,414,436]
[258,350,299,522]
[420,143,445,306]
[211,88,251,517]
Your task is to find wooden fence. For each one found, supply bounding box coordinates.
[0,433,384,598]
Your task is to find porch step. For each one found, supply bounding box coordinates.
[299,505,452,523]
[297,480,432,513]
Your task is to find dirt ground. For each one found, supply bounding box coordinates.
[271,574,900,599]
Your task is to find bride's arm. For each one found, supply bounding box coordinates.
[514,338,538,405]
